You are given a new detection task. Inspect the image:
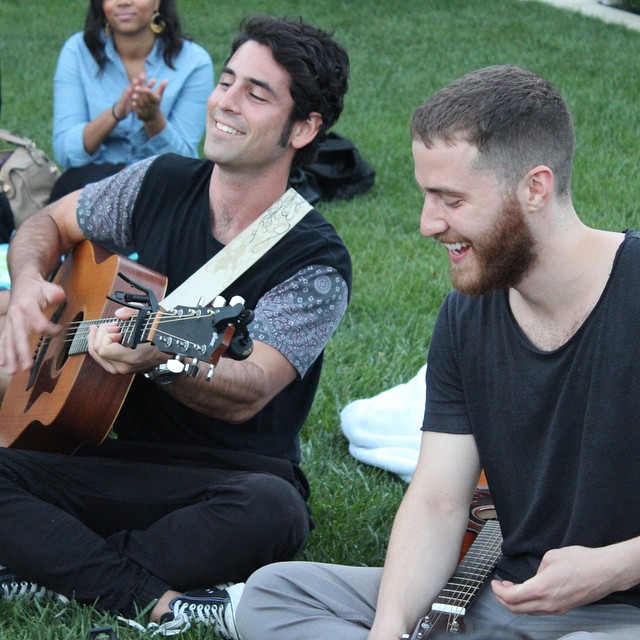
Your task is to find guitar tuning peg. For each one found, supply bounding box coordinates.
[205,364,216,382]
[212,296,226,308]
[183,358,200,378]
[229,295,245,307]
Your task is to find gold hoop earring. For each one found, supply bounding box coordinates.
[103,22,111,38]
[150,11,166,35]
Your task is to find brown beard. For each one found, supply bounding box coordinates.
[451,193,537,296]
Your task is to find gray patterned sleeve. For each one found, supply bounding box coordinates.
[250,265,349,378]
[76,156,156,247]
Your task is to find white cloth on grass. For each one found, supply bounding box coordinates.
[340,364,426,483]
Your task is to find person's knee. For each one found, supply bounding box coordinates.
[243,561,302,594]
[204,473,310,571]
[236,562,306,637]
[226,473,310,554]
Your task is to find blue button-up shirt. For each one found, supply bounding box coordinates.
[52,32,214,168]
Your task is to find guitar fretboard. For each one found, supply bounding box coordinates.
[68,317,145,355]
[432,518,502,615]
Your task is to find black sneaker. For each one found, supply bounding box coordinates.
[167,583,243,640]
[0,565,69,604]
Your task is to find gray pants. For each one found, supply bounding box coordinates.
[236,561,640,640]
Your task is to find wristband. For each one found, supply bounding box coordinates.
[111,103,125,122]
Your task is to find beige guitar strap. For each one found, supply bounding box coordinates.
[159,188,313,310]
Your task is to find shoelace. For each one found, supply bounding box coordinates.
[150,611,191,638]
[171,599,235,635]
[117,613,191,637]
[2,580,56,601]
[207,604,232,633]
[188,602,224,625]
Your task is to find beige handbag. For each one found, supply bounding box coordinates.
[0,129,61,229]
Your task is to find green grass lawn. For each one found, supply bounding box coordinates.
[1,0,640,637]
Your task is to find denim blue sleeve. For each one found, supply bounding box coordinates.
[52,34,214,168]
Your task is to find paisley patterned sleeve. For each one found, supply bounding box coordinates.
[76,156,156,247]
[250,264,349,377]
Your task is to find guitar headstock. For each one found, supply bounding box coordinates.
[135,296,254,379]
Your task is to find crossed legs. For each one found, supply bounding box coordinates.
[0,447,310,616]
[236,561,640,640]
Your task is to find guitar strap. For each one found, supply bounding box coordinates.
[159,188,313,310]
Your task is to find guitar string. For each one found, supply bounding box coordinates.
[61,311,214,329]
[31,314,231,364]
[428,534,501,632]
[428,522,502,631]
[444,527,501,607]
[445,528,501,602]
[59,313,220,331]
[47,313,225,348]
[440,525,501,628]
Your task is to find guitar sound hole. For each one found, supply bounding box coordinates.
[472,505,497,521]
[55,311,83,371]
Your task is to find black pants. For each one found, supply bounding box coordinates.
[0,446,310,615]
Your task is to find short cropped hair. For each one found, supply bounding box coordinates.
[230,14,350,167]
[410,65,576,197]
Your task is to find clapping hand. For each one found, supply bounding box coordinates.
[131,74,168,125]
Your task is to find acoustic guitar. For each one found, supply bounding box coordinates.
[0,241,251,454]
[407,479,502,639]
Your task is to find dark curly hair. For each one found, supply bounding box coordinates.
[229,14,350,167]
[83,0,188,71]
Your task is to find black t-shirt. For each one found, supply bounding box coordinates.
[424,230,640,607]
[110,155,352,473]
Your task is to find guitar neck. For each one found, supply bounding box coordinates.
[68,315,156,356]
[409,519,502,639]
[432,519,502,616]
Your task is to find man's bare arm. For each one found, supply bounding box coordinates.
[88,316,296,423]
[368,431,482,640]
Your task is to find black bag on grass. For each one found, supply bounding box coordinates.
[289,132,375,205]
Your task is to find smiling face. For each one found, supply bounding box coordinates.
[102,0,159,35]
[203,40,303,175]
[413,138,537,296]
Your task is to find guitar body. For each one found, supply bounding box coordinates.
[0,241,167,453]
[459,471,497,562]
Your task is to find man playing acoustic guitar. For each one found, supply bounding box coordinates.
[0,15,351,639]
[235,66,640,640]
